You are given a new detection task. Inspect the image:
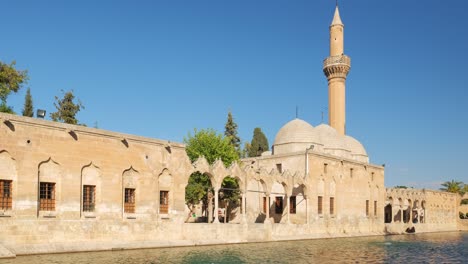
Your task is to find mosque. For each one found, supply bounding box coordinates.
[0,5,462,258]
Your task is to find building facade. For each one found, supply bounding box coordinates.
[0,6,461,258]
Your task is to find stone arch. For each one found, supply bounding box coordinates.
[185,170,215,223]
[0,150,17,213]
[122,166,140,216]
[158,168,173,215]
[81,162,101,217]
[270,181,287,223]
[38,158,61,216]
[385,196,393,223]
[403,199,412,223]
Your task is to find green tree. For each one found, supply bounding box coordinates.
[241,142,251,158]
[224,111,241,156]
[22,88,34,117]
[220,177,241,223]
[184,128,239,222]
[0,60,28,113]
[440,180,464,195]
[50,90,84,124]
[394,186,408,189]
[184,128,239,167]
[248,127,269,157]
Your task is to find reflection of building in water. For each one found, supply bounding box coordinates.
[0,4,461,258]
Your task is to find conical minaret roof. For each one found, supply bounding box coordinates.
[331,6,343,26]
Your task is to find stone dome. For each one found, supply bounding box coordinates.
[315,124,347,150]
[274,119,317,145]
[344,135,367,156]
[273,119,320,155]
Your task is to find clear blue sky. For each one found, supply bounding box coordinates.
[2,0,468,189]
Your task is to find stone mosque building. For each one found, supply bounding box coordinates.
[0,6,462,258]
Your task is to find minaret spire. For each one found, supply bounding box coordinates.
[323,4,350,135]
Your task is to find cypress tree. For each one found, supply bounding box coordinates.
[22,88,34,117]
[224,111,241,155]
[248,127,269,157]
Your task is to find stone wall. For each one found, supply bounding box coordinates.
[0,112,461,258]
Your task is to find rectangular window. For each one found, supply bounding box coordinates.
[160,191,169,214]
[366,200,369,216]
[124,188,135,213]
[374,200,377,216]
[275,197,283,214]
[289,196,296,214]
[318,196,323,215]
[276,164,282,173]
[39,182,55,211]
[324,163,328,174]
[82,185,96,212]
[0,180,12,210]
[330,197,334,215]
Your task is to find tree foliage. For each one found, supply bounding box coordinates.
[440,180,465,195]
[0,60,28,112]
[184,128,239,222]
[185,172,213,216]
[224,111,241,156]
[50,90,84,124]
[22,88,34,117]
[247,127,269,157]
[220,177,241,222]
[184,128,239,167]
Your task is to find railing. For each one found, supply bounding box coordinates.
[323,55,351,69]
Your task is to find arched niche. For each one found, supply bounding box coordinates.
[122,167,139,216]
[158,169,172,215]
[38,158,61,216]
[0,150,17,214]
[81,163,101,217]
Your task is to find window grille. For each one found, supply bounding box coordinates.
[318,196,323,215]
[83,185,96,212]
[124,188,135,213]
[160,191,169,214]
[275,197,283,214]
[39,182,55,211]
[0,180,12,210]
[289,196,296,214]
[366,200,370,216]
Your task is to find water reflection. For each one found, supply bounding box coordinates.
[3,232,467,264]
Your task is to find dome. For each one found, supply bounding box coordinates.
[274,119,317,145]
[315,124,346,150]
[344,135,367,156]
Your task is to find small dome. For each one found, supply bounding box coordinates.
[344,135,367,156]
[315,124,346,150]
[274,119,316,145]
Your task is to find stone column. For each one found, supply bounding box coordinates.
[265,193,270,223]
[285,194,290,224]
[213,188,220,223]
[241,192,247,223]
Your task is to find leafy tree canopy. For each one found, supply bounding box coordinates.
[185,172,212,209]
[224,111,241,156]
[184,128,239,167]
[0,60,28,111]
[22,87,34,117]
[248,127,269,157]
[50,89,84,124]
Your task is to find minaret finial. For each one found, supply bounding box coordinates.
[295,106,298,118]
[336,0,338,7]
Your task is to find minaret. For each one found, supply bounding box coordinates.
[323,5,350,135]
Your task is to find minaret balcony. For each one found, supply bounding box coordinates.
[323,55,351,69]
[323,55,351,79]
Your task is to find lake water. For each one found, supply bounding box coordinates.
[2,232,467,264]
